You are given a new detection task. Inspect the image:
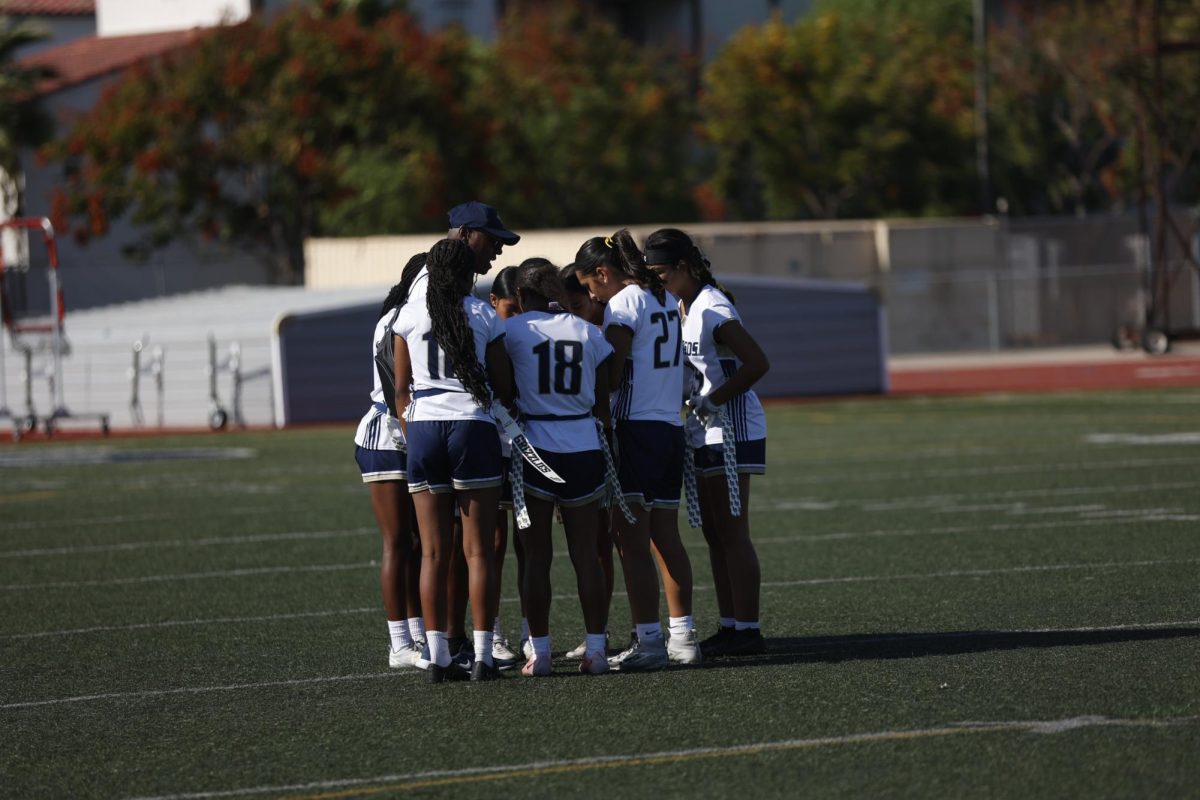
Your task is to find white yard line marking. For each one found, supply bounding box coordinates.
[121,715,1198,800]
[0,528,375,559]
[1,507,279,532]
[1086,432,1200,445]
[0,562,372,591]
[0,672,399,710]
[0,608,377,641]
[757,557,1200,589]
[758,480,1200,512]
[752,514,1198,545]
[787,455,1200,485]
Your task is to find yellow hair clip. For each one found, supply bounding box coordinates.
[604,236,613,249]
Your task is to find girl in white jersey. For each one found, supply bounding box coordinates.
[646,228,770,656]
[574,229,700,671]
[392,239,515,683]
[503,262,614,675]
[353,253,428,670]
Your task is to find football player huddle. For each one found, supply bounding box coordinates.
[352,202,770,683]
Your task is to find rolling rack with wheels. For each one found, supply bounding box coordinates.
[1109,10,1200,356]
[0,217,109,439]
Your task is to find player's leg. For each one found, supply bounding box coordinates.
[368,478,421,668]
[701,471,763,655]
[458,486,500,678]
[518,494,556,676]
[561,499,610,673]
[406,420,468,682]
[697,474,736,654]
[447,419,504,680]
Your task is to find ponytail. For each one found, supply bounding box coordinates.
[574,228,666,304]
[378,251,429,319]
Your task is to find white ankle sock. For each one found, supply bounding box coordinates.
[735,620,760,631]
[531,635,551,659]
[407,617,425,642]
[427,631,450,667]
[473,630,494,665]
[668,615,693,639]
[635,622,663,642]
[585,632,607,657]
[387,619,411,651]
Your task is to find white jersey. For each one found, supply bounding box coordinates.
[392,292,504,422]
[354,313,405,451]
[604,284,684,425]
[504,310,613,453]
[681,284,767,445]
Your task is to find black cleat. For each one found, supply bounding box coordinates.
[722,628,767,656]
[699,626,737,657]
[426,661,471,684]
[470,660,502,682]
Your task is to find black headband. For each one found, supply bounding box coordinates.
[643,245,688,266]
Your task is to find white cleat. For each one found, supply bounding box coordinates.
[564,639,588,660]
[667,629,703,665]
[492,636,520,669]
[388,643,424,670]
[613,637,668,672]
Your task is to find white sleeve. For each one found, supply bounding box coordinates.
[604,288,639,332]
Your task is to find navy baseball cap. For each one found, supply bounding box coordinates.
[447,201,520,245]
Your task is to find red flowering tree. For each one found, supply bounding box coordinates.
[46,1,478,283]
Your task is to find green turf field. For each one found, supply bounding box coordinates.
[2,389,1199,799]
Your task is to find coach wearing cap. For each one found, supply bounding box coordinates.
[447,201,521,275]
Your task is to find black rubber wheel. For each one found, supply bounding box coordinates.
[209,408,229,430]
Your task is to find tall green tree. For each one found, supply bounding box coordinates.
[988,0,1200,216]
[48,1,477,283]
[0,15,55,216]
[700,11,976,220]
[468,6,697,230]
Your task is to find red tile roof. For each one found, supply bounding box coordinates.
[19,28,204,95]
[2,0,95,15]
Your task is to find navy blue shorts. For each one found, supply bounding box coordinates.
[522,449,606,507]
[615,420,684,509]
[693,438,767,477]
[354,446,406,483]
[406,420,503,494]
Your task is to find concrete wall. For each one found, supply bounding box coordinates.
[308,215,1193,355]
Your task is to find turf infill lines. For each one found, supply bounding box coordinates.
[0,607,377,640]
[751,515,1195,544]
[122,715,1198,800]
[0,672,399,710]
[0,527,375,559]
[5,554,1198,594]
[0,562,372,591]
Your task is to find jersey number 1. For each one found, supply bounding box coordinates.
[422,332,456,380]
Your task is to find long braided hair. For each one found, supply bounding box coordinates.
[378,251,429,319]
[426,239,492,408]
[644,228,735,304]
[574,228,666,304]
